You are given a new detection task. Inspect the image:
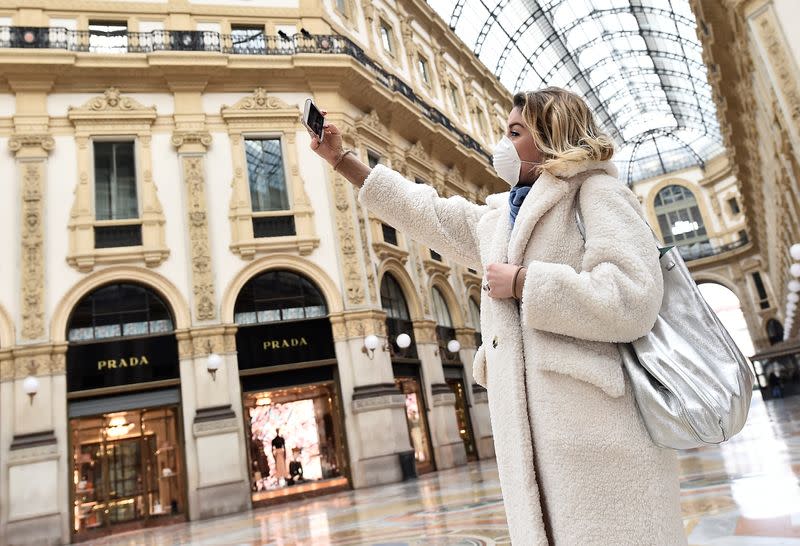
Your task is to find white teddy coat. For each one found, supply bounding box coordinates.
[358,159,687,545]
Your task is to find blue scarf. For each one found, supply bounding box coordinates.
[509,183,533,228]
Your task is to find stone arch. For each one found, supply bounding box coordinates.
[377,258,424,321]
[222,254,343,324]
[428,273,465,328]
[696,280,754,356]
[0,303,14,347]
[51,266,191,343]
[694,272,744,302]
[466,286,482,330]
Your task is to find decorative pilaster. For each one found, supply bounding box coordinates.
[172,131,217,322]
[9,134,54,341]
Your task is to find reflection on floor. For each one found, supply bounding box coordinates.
[82,393,800,545]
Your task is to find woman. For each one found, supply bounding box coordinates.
[308,87,686,545]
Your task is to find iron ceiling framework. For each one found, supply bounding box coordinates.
[429,0,724,184]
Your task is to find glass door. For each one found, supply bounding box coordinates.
[446,377,478,461]
[395,376,435,474]
[71,406,185,540]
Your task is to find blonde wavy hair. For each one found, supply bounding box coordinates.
[512,87,615,173]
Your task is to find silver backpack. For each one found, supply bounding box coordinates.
[575,197,754,450]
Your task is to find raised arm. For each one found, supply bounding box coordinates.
[307,115,487,269]
[356,164,487,268]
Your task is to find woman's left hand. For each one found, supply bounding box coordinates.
[484,263,524,299]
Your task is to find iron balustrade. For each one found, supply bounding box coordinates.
[0,26,491,164]
[678,234,749,261]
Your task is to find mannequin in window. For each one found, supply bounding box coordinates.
[271,429,288,485]
[287,447,304,485]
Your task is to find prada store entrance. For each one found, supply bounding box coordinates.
[70,403,185,538]
[65,283,186,541]
[234,269,350,505]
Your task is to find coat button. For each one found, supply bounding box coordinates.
[492,335,498,348]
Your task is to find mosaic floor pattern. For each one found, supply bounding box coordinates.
[82,393,800,545]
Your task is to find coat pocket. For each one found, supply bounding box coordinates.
[472,342,488,388]
[531,331,626,398]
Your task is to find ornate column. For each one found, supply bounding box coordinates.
[171,131,217,323]
[9,134,53,343]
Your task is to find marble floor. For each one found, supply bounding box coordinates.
[82,392,800,546]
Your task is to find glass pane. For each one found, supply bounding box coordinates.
[113,142,138,219]
[94,142,113,221]
[245,139,290,212]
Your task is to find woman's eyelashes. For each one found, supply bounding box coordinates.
[508,131,519,137]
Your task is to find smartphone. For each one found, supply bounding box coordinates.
[303,98,325,142]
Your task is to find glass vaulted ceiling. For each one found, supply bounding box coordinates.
[427,0,724,184]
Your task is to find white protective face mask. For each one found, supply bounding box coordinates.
[492,135,539,187]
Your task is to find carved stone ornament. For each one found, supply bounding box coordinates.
[406,140,431,165]
[68,87,156,120]
[174,151,217,322]
[8,134,55,155]
[221,88,293,114]
[754,9,800,148]
[171,131,212,151]
[20,163,45,340]
[332,172,366,306]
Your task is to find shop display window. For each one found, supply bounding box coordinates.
[395,376,435,474]
[244,382,347,503]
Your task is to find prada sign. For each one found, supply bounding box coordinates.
[67,334,179,392]
[236,318,335,370]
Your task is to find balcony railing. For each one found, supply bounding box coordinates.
[678,234,749,261]
[0,26,492,164]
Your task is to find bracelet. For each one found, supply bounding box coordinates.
[512,266,525,300]
[333,149,355,171]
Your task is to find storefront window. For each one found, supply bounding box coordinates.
[395,376,435,474]
[71,406,185,539]
[244,383,347,503]
[446,375,478,461]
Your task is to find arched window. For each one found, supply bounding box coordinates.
[766,319,784,345]
[469,296,482,346]
[67,283,174,342]
[468,297,480,332]
[381,274,417,358]
[431,287,453,327]
[380,274,411,321]
[654,185,709,246]
[234,270,327,325]
[432,286,459,364]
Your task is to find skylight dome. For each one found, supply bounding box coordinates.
[428,0,724,184]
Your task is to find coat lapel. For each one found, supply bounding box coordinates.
[506,170,570,265]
